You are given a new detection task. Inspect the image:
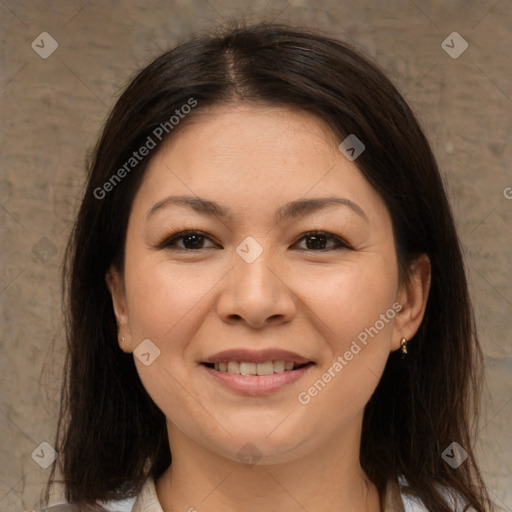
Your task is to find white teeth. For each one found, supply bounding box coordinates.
[273,360,285,373]
[256,361,274,376]
[210,360,304,375]
[240,362,257,375]
[227,361,240,374]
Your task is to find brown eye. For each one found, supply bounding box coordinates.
[294,231,352,251]
[158,231,218,250]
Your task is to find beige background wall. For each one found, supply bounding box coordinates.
[1,1,511,510]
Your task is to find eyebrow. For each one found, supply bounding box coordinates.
[147,195,368,223]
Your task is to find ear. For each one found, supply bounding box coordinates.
[391,253,431,351]
[105,265,132,352]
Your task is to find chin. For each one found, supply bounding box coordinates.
[203,426,311,466]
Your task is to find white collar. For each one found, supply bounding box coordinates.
[131,476,164,512]
[129,475,409,512]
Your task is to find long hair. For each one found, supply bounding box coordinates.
[44,22,493,511]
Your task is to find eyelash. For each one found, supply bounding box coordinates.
[157,230,353,252]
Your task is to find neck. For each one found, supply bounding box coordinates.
[155,415,381,512]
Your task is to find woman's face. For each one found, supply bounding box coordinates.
[108,104,428,465]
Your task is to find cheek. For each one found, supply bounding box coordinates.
[122,257,228,425]
[123,258,218,434]
[301,257,398,347]
[123,257,219,342]
[293,260,397,417]
[297,274,396,435]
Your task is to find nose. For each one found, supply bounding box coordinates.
[215,245,297,329]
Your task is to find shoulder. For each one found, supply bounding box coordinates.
[100,497,137,512]
[40,476,157,512]
[398,475,470,512]
[99,476,160,512]
[41,495,136,512]
[400,493,430,512]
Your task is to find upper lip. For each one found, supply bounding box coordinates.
[202,348,313,365]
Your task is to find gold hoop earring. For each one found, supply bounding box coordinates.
[400,337,408,359]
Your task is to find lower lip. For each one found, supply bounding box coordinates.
[201,363,314,395]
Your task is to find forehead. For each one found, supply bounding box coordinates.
[131,104,389,227]
[157,103,340,171]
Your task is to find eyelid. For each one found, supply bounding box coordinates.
[155,230,220,250]
[293,231,353,251]
[157,229,352,252]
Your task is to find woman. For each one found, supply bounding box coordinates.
[42,22,494,512]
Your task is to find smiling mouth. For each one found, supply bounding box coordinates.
[201,361,313,376]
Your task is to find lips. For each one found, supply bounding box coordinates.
[199,348,315,394]
[201,348,313,365]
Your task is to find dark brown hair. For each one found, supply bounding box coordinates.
[44,21,494,511]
